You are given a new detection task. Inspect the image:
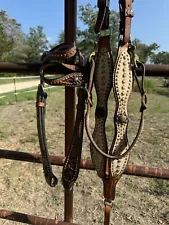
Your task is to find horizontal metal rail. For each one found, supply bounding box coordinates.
[0,149,169,179]
[0,209,78,225]
[0,62,169,77]
[0,75,53,79]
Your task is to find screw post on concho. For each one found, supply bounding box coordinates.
[85,0,147,224]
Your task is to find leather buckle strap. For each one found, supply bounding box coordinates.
[95,0,110,34]
[62,87,88,189]
[41,42,76,62]
[39,63,86,87]
[119,0,134,45]
[39,42,88,87]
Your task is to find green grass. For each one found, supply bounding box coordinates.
[133,77,169,96]
[0,86,64,105]
[0,77,39,84]
[150,179,169,196]
[0,130,10,139]
[0,83,169,225]
[20,135,38,144]
[0,74,62,84]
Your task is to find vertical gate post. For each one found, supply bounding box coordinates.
[64,0,77,223]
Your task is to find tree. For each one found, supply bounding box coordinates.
[133,38,159,63]
[56,4,119,58]
[78,4,120,57]
[150,51,169,64]
[150,51,169,87]
[0,21,14,60]
[0,11,49,64]
[25,26,49,63]
[0,10,25,62]
[77,4,117,57]
[0,10,28,63]
[56,4,159,63]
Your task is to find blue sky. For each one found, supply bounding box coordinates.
[0,0,168,52]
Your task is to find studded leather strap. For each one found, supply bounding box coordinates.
[62,87,88,189]
[39,42,86,87]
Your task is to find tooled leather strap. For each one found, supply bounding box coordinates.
[36,83,58,187]
[37,42,87,187]
[62,54,97,189]
[85,36,113,179]
[103,46,147,220]
[119,0,134,44]
[86,54,146,160]
[40,63,86,87]
[85,35,116,225]
[103,1,146,218]
[108,44,132,179]
[86,0,138,161]
[95,0,110,34]
[86,1,145,223]
[62,87,88,189]
[41,42,77,62]
[102,13,133,225]
[40,42,86,87]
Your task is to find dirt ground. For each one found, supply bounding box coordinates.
[0,89,169,225]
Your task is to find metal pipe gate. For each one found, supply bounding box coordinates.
[0,0,169,224]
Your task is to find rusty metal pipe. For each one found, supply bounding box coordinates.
[0,149,169,180]
[0,62,40,74]
[125,165,169,179]
[0,62,169,77]
[0,209,78,225]
[64,0,77,223]
[137,64,169,77]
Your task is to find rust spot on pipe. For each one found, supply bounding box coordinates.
[0,209,78,225]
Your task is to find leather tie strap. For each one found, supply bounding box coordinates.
[95,0,110,33]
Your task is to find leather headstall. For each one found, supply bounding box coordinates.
[36,42,91,188]
[85,0,147,224]
[35,1,147,224]
[39,42,88,87]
